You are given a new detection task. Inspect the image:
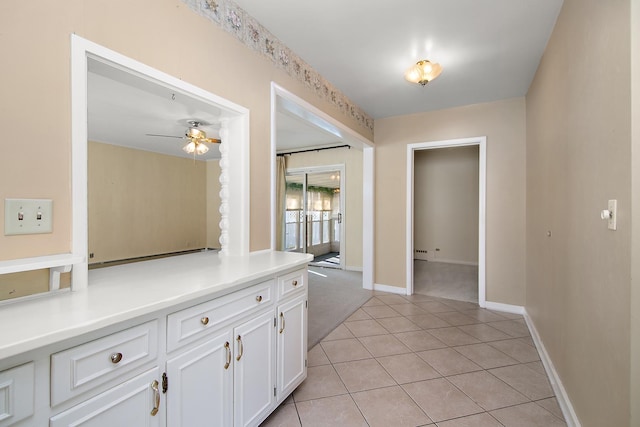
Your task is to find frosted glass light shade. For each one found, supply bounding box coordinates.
[182,140,209,155]
[405,60,442,86]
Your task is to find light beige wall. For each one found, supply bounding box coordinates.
[0,270,70,302]
[206,160,222,249]
[284,147,363,269]
[0,0,371,262]
[88,142,206,263]
[632,0,640,424]
[525,0,631,425]
[414,146,479,264]
[374,97,526,304]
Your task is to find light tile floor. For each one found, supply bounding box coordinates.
[261,293,567,427]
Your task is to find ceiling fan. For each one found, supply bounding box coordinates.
[146,120,221,155]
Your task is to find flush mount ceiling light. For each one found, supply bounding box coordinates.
[404,60,442,86]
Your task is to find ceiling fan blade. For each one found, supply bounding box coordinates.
[201,138,222,144]
[145,133,184,139]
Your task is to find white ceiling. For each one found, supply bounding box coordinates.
[88,59,224,161]
[233,0,563,119]
[88,59,345,160]
[88,0,563,160]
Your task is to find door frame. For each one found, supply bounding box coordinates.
[270,83,374,287]
[286,165,346,269]
[405,137,486,307]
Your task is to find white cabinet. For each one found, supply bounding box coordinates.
[0,363,34,427]
[233,310,275,427]
[276,293,307,402]
[2,261,308,427]
[49,368,161,427]
[165,330,233,427]
[51,320,158,406]
[163,271,306,427]
[165,307,277,427]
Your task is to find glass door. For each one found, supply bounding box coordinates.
[284,169,343,268]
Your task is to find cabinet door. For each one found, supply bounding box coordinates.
[276,294,307,401]
[49,368,160,427]
[166,330,233,427]
[233,310,275,427]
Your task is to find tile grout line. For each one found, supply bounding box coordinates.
[277,293,565,426]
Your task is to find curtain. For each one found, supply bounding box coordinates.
[275,156,287,251]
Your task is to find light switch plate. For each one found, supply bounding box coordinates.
[4,199,53,235]
[608,199,617,231]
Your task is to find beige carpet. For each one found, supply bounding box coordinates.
[307,267,373,349]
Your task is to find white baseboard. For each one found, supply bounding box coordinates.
[346,266,363,272]
[523,310,581,427]
[484,301,525,315]
[372,283,407,295]
[429,258,479,266]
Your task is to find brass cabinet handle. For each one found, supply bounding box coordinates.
[110,352,123,364]
[256,295,263,302]
[279,312,285,334]
[201,317,209,326]
[150,380,160,416]
[236,335,243,361]
[292,280,298,287]
[224,342,231,370]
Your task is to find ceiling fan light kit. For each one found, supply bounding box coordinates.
[148,119,220,156]
[405,59,442,86]
[182,139,209,155]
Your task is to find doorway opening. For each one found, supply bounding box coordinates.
[284,166,345,269]
[270,83,374,287]
[406,137,486,307]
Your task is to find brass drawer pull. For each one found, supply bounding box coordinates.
[256,295,263,302]
[150,380,160,416]
[224,342,231,370]
[292,280,298,287]
[110,352,123,364]
[279,312,285,334]
[201,317,209,326]
[236,335,244,361]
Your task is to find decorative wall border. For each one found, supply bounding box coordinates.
[181,0,374,133]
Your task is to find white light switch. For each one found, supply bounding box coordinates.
[4,199,53,235]
[607,199,617,231]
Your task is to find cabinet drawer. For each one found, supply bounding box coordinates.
[278,269,306,298]
[167,280,273,352]
[50,368,160,427]
[0,362,34,427]
[51,320,158,406]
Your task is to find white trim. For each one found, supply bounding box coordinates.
[0,254,83,275]
[406,137,487,307]
[346,266,363,272]
[426,259,479,267]
[270,84,278,251]
[362,146,374,290]
[71,35,250,289]
[270,83,374,290]
[524,311,581,427]
[484,301,525,315]
[372,283,407,295]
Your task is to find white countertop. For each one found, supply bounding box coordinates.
[0,251,312,360]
